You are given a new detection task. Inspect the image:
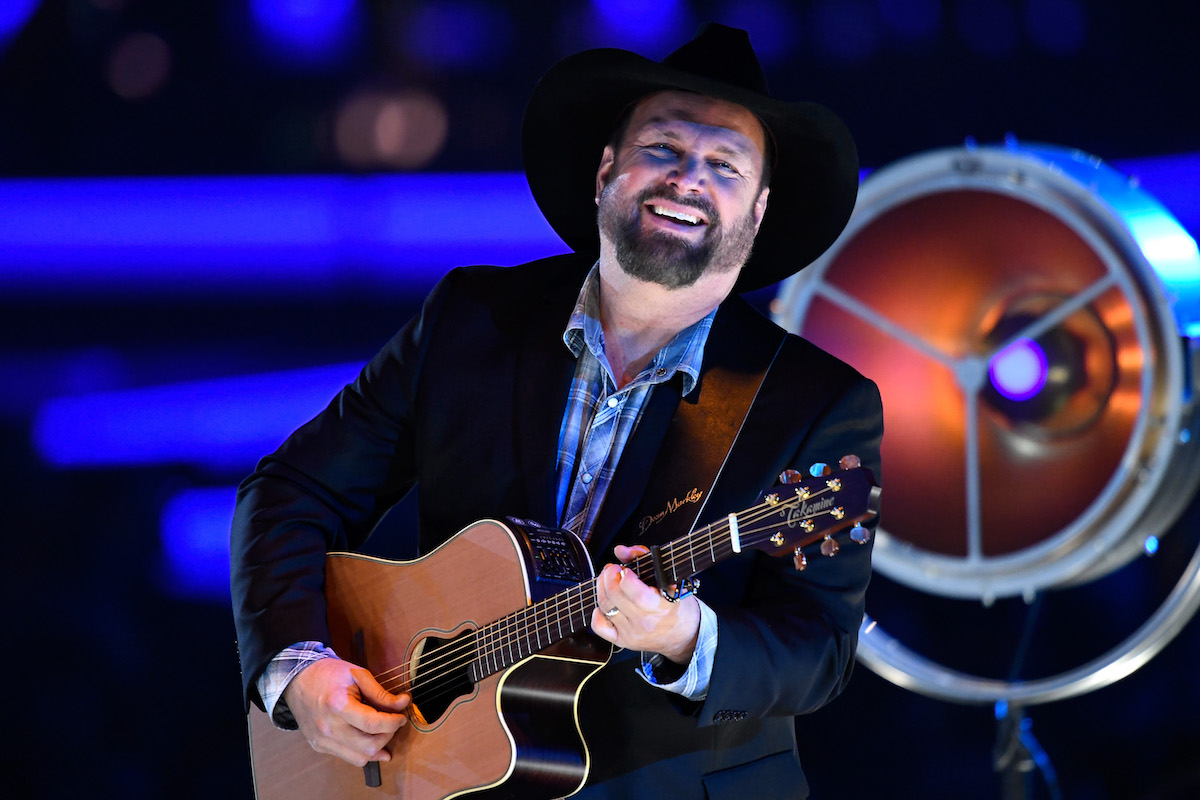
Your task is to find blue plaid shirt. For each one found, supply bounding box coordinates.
[259,265,719,726]
[555,264,711,537]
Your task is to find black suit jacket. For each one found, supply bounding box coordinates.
[230,253,884,798]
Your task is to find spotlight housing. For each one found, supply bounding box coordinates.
[773,141,1200,703]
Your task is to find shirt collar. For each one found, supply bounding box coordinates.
[563,264,715,397]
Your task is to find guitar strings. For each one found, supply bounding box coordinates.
[372,486,844,701]
[372,487,844,705]
[369,483,850,702]
[368,496,757,692]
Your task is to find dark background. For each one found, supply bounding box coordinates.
[3,1,1199,798]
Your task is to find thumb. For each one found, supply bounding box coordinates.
[352,667,411,712]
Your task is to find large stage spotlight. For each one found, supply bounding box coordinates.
[773,142,1200,704]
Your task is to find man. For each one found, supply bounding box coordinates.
[231,23,883,799]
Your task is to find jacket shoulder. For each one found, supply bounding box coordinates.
[441,253,592,301]
[714,294,870,386]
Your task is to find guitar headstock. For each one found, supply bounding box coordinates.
[738,455,880,570]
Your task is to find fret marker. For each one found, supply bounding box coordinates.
[729,513,741,553]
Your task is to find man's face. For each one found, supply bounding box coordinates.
[595,90,770,290]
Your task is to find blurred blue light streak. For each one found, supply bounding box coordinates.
[0,173,564,296]
[32,362,362,471]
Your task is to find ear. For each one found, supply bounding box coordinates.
[595,145,616,204]
[752,186,770,230]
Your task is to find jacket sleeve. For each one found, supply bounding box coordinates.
[228,270,456,710]
[696,368,884,725]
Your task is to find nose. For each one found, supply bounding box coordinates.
[668,154,705,193]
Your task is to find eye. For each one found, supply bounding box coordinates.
[710,160,741,177]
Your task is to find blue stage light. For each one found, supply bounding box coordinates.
[0,0,39,49]
[989,338,1049,402]
[32,362,363,471]
[0,173,563,296]
[591,0,684,50]
[249,0,363,67]
[160,486,237,601]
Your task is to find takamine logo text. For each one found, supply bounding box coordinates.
[786,494,835,527]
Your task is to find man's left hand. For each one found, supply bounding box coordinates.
[591,544,700,664]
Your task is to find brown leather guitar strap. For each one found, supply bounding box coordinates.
[609,314,787,552]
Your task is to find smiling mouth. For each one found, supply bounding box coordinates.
[647,204,706,227]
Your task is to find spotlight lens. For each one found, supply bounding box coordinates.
[988,338,1048,401]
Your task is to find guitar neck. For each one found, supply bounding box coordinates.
[627,519,733,588]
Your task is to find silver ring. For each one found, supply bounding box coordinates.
[604,607,620,618]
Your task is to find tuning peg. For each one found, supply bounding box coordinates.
[838,454,861,470]
[820,535,840,557]
[778,468,803,485]
[849,524,872,544]
[793,548,808,571]
[808,462,831,477]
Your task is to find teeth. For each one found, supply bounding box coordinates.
[650,205,702,225]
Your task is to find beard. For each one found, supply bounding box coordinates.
[597,181,758,290]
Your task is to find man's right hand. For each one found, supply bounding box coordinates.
[282,656,411,767]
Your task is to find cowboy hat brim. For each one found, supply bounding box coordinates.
[521,30,859,292]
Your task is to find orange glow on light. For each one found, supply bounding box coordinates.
[802,188,1145,557]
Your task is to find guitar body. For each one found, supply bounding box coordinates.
[248,519,611,800]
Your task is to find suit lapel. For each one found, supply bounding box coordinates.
[512,256,591,526]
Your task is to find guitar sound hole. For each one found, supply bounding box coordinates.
[410,629,476,723]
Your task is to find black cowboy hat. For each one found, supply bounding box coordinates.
[521,23,859,292]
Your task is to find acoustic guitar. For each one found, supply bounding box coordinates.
[247,459,879,800]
